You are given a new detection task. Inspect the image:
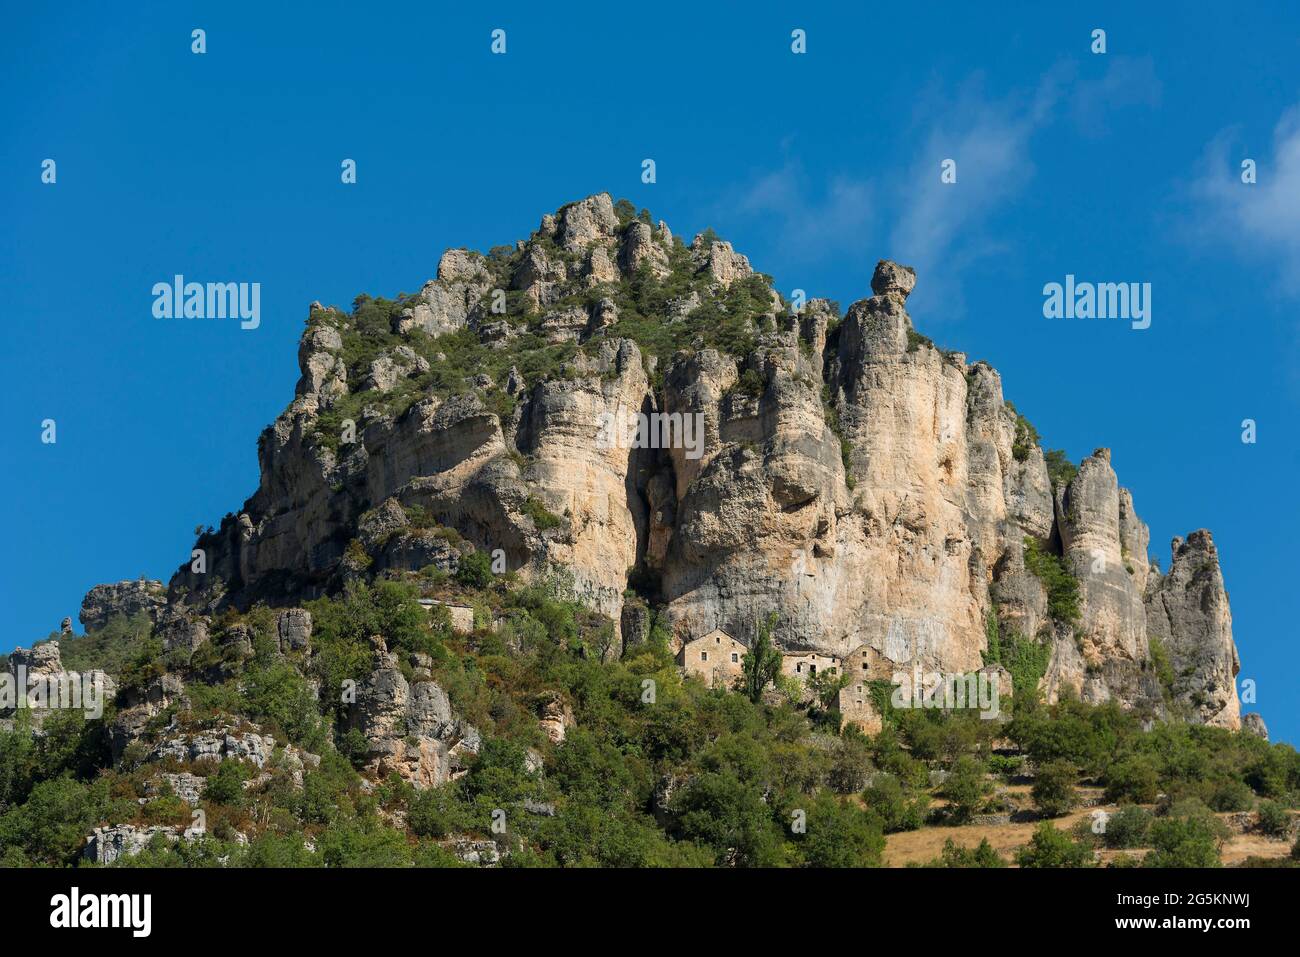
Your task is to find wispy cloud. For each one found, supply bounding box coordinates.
[725,160,875,265]
[721,58,1162,319]
[1191,103,1300,297]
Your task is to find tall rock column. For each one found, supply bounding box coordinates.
[1145,531,1241,729]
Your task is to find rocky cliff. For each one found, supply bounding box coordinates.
[140,192,1241,729]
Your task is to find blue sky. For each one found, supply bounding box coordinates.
[2,2,1297,743]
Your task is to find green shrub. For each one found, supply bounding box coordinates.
[1032,760,1078,817]
[795,791,885,868]
[1104,755,1159,804]
[927,837,1005,868]
[456,550,496,589]
[1145,813,1223,867]
[523,497,563,532]
[940,756,989,825]
[1023,536,1081,626]
[1016,822,1092,867]
[204,759,250,806]
[863,774,929,833]
[1103,805,1152,849]
[1043,449,1078,488]
[1006,402,1040,462]
[1257,800,1292,838]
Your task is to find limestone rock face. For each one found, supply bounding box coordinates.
[1,641,116,731]
[558,193,619,252]
[109,674,187,763]
[516,337,651,619]
[85,825,186,865]
[143,197,1246,735]
[1241,713,1268,740]
[619,220,670,279]
[277,608,312,653]
[1145,531,1241,729]
[79,578,168,631]
[346,636,480,789]
[692,236,752,288]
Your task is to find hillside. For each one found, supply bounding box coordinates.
[1,194,1291,869]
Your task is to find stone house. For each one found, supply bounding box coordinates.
[679,628,747,689]
[837,644,890,734]
[418,599,475,635]
[779,650,840,681]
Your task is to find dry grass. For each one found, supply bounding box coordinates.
[883,798,1295,868]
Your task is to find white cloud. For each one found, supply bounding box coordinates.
[1192,104,1300,296]
[721,58,1161,318]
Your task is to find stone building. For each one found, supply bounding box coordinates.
[418,599,475,635]
[835,644,891,733]
[779,650,840,680]
[679,628,747,689]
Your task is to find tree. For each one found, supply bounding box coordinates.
[1016,822,1092,867]
[941,756,989,824]
[1103,805,1152,849]
[863,774,929,833]
[1031,760,1077,817]
[797,791,885,868]
[739,614,782,704]
[931,837,1005,868]
[456,550,495,589]
[1256,800,1292,839]
[1104,755,1159,804]
[1145,816,1222,867]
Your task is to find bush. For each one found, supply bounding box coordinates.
[1023,537,1081,626]
[1032,760,1077,817]
[1103,805,1152,849]
[1043,449,1078,488]
[1144,801,1226,868]
[1257,800,1292,839]
[795,791,885,868]
[863,774,929,833]
[928,837,1005,868]
[204,759,250,806]
[1016,822,1092,867]
[523,497,563,532]
[1207,777,1254,812]
[940,757,989,825]
[1104,756,1159,804]
[455,550,495,589]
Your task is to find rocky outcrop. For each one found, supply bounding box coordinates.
[1044,449,1162,713]
[346,636,480,788]
[84,825,188,865]
[1145,531,1241,728]
[140,196,1246,734]
[79,578,167,631]
[1,641,116,730]
[1242,713,1268,740]
[276,608,312,654]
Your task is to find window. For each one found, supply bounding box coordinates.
[861,662,868,671]
[700,652,708,662]
[796,663,803,673]
[809,664,817,675]
[731,653,739,663]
